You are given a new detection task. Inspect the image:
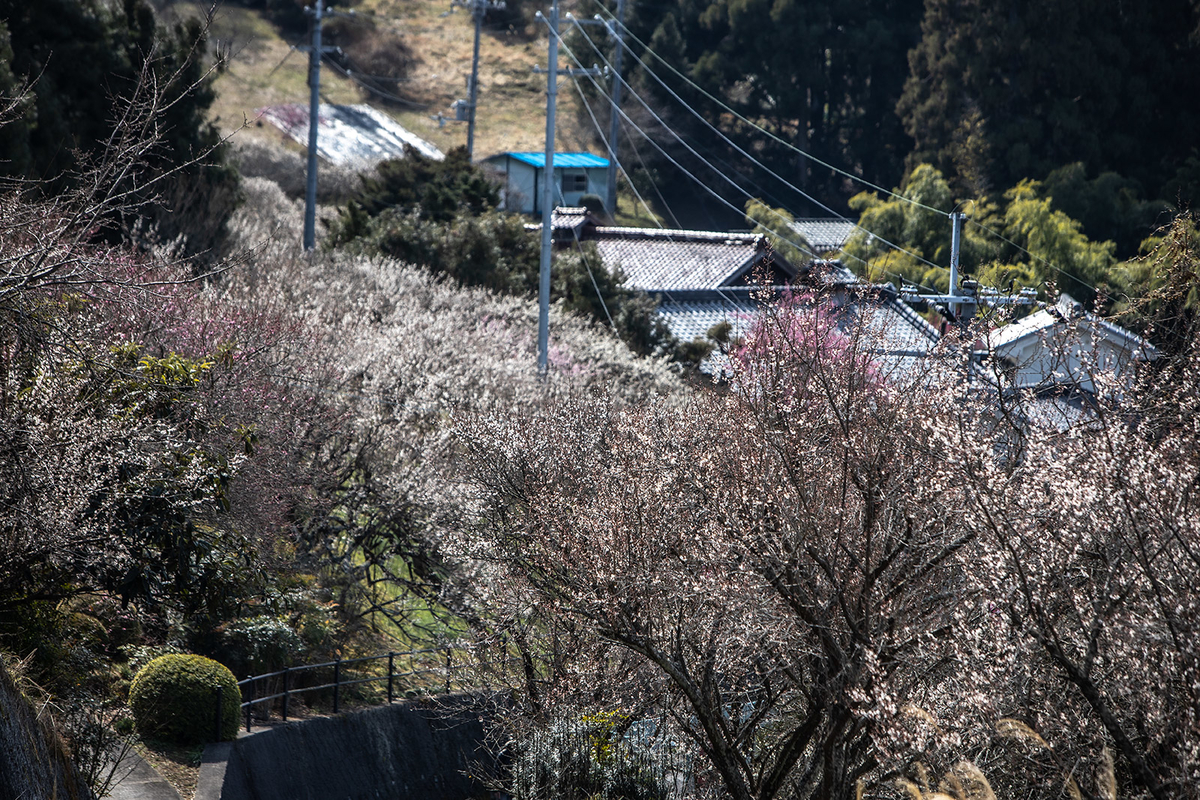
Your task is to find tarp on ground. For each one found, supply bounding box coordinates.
[258,103,444,167]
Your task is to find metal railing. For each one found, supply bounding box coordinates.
[233,646,474,733]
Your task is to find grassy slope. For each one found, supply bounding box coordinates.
[163,0,598,160]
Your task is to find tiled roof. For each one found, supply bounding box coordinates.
[589,227,780,292]
[658,292,759,344]
[653,285,946,381]
[495,152,609,169]
[790,219,857,253]
[550,207,591,231]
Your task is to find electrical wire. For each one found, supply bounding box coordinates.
[564,33,944,293]
[321,56,429,109]
[547,176,618,329]
[559,18,955,286]
[322,55,428,109]
[966,217,1103,296]
[594,4,951,219]
[565,16,953,279]
[545,21,818,261]
[567,74,672,229]
[594,7,1093,296]
[570,14,876,220]
[619,116,681,229]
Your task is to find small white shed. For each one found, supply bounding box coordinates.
[976,293,1157,395]
[481,152,609,214]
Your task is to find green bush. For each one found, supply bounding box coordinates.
[511,713,675,800]
[128,654,240,744]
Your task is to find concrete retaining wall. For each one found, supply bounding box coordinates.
[0,660,91,800]
[205,696,497,800]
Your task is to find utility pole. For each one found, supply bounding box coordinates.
[302,0,325,251]
[900,211,1036,321]
[533,2,603,375]
[947,210,963,318]
[604,0,626,219]
[467,2,483,159]
[453,0,505,160]
[536,0,559,376]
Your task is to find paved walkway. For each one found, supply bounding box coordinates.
[106,749,181,800]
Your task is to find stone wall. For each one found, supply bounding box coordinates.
[0,659,92,800]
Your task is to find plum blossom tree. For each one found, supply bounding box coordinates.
[457,240,1200,799]
[459,294,978,800]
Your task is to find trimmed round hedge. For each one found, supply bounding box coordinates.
[129,654,240,744]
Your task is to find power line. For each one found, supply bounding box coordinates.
[322,55,427,109]
[593,8,1093,296]
[619,116,681,228]
[965,217,1103,296]
[546,22,816,260]
[546,171,617,329]
[570,14,863,218]
[567,74,671,229]
[566,15,947,275]
[558,27,946,293]
[594,5,951,219]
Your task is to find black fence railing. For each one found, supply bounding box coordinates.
[233,646,479,733]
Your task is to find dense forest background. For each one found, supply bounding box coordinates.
[588,0,1200,253]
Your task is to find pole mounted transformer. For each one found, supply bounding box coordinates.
[899,211,1036,323]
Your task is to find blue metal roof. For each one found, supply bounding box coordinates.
[505,152,608,168]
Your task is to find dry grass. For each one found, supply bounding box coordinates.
[137,738,204,800]
[159,0,598,160]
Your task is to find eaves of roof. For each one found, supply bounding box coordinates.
[489,152,609,169]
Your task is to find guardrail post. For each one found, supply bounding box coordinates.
[282,666,290,722]
[215,686,223,742]
[333,658,341,714]
[387,652,395,703]
[245,679,253,732]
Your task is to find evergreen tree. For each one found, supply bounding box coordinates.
[0,0,235,254]
[616,0,923,218]
[899,0,1200,209]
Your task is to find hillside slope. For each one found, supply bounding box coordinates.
[162,0,599,161]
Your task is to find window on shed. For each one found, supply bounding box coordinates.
[562,172,588,194]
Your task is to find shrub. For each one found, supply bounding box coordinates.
[128,654,240,744]
[511,713,676,800]
[217,614,303,677]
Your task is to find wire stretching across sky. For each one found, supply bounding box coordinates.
[594,5,950,219]
[560,35,944,292]
[567,72,675,229]
[557,20,959,280]
[567,14,944,274]
[596,6,1096,293]
[544,23,821,260]
[571,13,871,217]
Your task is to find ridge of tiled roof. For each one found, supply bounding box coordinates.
[789,218,857,251]
[591,226,763,245]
